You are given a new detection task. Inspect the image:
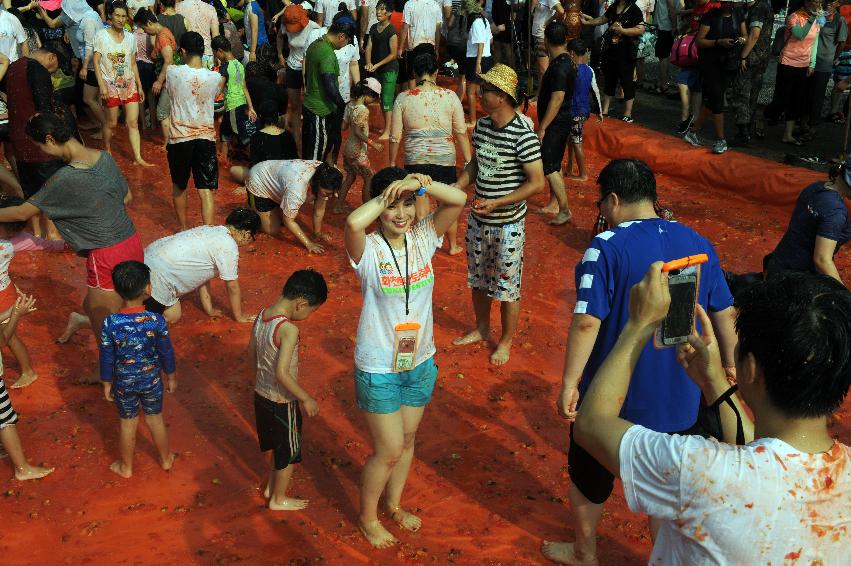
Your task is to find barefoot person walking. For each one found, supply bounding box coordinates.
[453,64,545,365]
[344,168,466,548]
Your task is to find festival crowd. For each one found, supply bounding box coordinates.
[0,0,849,563]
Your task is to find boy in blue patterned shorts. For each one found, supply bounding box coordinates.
[99,261,177,479]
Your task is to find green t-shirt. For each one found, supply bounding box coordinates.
[303,36,340,117]
[220,58,248,111]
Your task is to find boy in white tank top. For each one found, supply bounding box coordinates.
[248,269,328,511]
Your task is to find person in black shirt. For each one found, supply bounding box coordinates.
[536,21,576,225]
[230,100,298,185]
[491,0,513,67]
[581,0,644,122]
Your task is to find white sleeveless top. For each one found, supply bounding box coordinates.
[252,309,299,403]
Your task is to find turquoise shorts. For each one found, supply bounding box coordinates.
[355,357,437,414]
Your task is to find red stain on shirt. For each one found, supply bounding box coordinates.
[693,525,709,542]
[774,452,788,471]
[755,445,767,453]
[744,503,753,509]
[409,89,421,96]
[784,548,802,560]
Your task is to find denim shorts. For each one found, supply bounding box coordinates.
[355,357,438,414]
[676,67,702,92]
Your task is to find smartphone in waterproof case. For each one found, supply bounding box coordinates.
[654,266,701,348]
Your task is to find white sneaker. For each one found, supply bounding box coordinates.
[684,131,703,147]
[712,139,728,154]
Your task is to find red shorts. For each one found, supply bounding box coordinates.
[103,91,140,109]
[86,233,144,291]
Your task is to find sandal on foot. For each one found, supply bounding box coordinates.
[622,116,634,123]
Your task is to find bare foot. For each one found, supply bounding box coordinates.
[10,371,38,389]
[161,452,176,471]
[548,211,573,226]
[567,175,589,182]
[378,131,390,140]
[537,204,559,215]
[453,329,488,346]
[541,541,599,565]
[387,506,422,532]
[447,245,464,256]
[359,519,399,549]
[15,464,55,481]
[110,460,132,478]
[56,312,89,344]
[134,159,155,167]
[268,497,309,511]
[490,344,511,366]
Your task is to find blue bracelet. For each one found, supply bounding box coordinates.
[415,187,426,196]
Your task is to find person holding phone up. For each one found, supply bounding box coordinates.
[682,0,748,155]
[540,158,739,566]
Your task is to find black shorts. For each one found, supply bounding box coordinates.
[143,296,168,314]
[17,159,65,199]
[404,163,457,185]
[84,69,99,87]
[137,60,155,93]
[302,106,336,161]
[220,105,257,146]
[541,123,570,175]
[166,139,219,191]
[655,30,674,60]
[464,56,493,84]
[247,192,278,213]
[254,393,302,470]
[285,65,304,89]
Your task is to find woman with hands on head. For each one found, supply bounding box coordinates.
[344,168,466,549]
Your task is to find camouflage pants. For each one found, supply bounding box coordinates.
[730,58,770,126]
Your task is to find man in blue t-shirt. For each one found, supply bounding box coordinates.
[542,159,738,566]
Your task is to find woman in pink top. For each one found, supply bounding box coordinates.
[767,0,821,145]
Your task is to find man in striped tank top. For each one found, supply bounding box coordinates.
[452,64,546,365]
[248,270,328,511]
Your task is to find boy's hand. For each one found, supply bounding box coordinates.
[676,305,726,390]
[166,374,177,393]
[305,241,326,254]
[303,397,319,417]
[13,293,37,317]
[103,381,114,401]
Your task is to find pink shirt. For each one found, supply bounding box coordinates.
[780,11,820,68]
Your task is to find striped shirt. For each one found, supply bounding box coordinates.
[471,114,542,225]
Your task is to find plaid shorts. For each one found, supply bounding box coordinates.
[571,115,588,144]
[465,214,525,302]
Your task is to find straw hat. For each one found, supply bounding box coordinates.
[464,0,484,14]
[478,64,518,101]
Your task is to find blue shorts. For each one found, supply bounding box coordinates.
[113,374,164,419]
[676,67,702,93]
[355,357,438,414]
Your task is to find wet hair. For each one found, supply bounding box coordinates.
[735,272,851,418]
[334,2,355,20]
[134,7,158,26]
[25,111,74,144]
[370,167,407,199]
[257,99,280,126]
[225,207,261,237]
[0,195,28,235]
[596,158,657,204]
[112,261,151,301]
[180,31,205,58]
[351,79,379,100]
[376,0,393,10]
[283,269,328,306]
[211,34,232,53]
[544,21,567,46]
[412,49,438,78]
[309,163,343,195]
[161,0,176,7]
[568,38,587,56]
[107,1,129,17]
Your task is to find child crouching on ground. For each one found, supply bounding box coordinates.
[0,292,53,480]
[99,261,177,479]
[249,269,328,511]
[335,78,383,213]
[566,39,602,182]
[0,196,45,389]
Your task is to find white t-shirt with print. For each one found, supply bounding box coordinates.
[144,225,240,307]
[0,11,27,62]
[620,425,851,565]
[532,0,562,38]
[246,159,322,218]
[93,28,138,101]
[403,0,443,50]
[350,215,442,373]
[360,0,378,33]
[166,64,222,143]
[466,17,492,57]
